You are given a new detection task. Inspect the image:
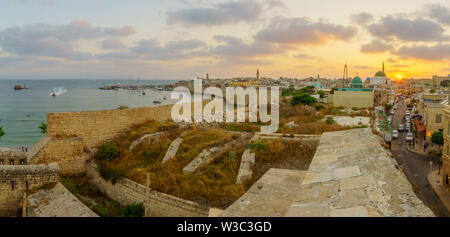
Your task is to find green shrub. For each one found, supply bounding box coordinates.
[291,93,317,106]
[97,165,124,183]
[246,140,267,152]
[314,104,325,111]
[96,142,120,161]
[431,131,444,145]
[325,116,335,125]
[38,122,47,134]
[118,203,145,217]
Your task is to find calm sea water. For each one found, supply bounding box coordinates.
[0,79,178,148]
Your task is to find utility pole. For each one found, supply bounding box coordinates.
[145,173,150,217]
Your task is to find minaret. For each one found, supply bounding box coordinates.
[382,61,385,73]
[206,73,209,80]
[256,69,260,80]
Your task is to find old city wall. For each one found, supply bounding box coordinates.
[86,162,210,217]
[0,163,59,216]
[47,105,175,149]
[0,150,27,165]
[30,137,85,175]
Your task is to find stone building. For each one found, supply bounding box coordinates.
[416,94,448,142]
[433,75,450,88]
[329,76,374,108]
[442,108,450,193]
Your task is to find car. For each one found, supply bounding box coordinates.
[392,130,399,139]
[390,110,395,115]
[398,124,404,132]
[405,133,413,142]
[394,105,398,110]
[405,111,410,116]
[405,115,410,121]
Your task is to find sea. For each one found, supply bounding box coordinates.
[0,79,179,148]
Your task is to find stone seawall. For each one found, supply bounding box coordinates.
[0,163,59,216]
[86,162,210,217]
[47,105,175,149]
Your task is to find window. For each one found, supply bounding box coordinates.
[0,159,3,165]
[11,181,15,190]
[9,160,14,165]
[436,114,442,123]
[20,160,26,165]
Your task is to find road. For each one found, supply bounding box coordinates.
[390,100,449,217]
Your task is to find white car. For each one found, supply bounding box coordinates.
[392,130,399,139]
[394,105,398,110]
[405,111,410,116]
[398,124,404,132]
[390,110,395,115]
[405,133,413,142]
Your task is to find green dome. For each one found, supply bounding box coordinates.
[374,71,386,77]
[351,76,363,84]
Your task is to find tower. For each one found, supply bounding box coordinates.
[343,63,348,87]
[206,73,209,80]
[256,69,260,80]
[382,61,385,73]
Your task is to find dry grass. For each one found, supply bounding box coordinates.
[98,125,246,208]
[248,138,319,186]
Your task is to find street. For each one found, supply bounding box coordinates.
[390,100,449,217]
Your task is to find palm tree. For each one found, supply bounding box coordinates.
[0,126,4,140]
[39,122,47,134]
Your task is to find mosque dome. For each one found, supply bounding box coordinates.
[351,76,363,84]
[374,71,386,77]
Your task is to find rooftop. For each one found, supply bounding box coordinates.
[220,128,434,217]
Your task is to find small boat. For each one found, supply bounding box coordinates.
[14,85,28,90]
[52,93,56,97]
[153,100,161,104]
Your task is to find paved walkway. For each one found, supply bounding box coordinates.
[427,171,450,214]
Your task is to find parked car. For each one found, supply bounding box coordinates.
[392,130,399,139]
[390,110,395,115]
[394,105,398,110]
[405,133,413,142]
[398,124,404,132]
[405,111,410,116]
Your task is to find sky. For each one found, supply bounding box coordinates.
[0,0,450,80]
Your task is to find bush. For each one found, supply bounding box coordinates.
[317,90,325,98]
[247,140,267,152]
[325,116,335,124]
[314,104,325,111]
[118,203,145,217]
[291,93,317,106]
[38,122,47,134]
[97,165,124,183]
[96,142,120,161]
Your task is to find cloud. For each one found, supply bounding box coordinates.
[360,39,393,53]
[366,15,447,42]
[425,3,450,25]
[254,17,357,45]
[292,53,322,60]
[166,0,264,26]
[351,12,374,25]
[211,35,282,58]
[386,57,398,63]
[395,44,450,60]
[130,39,207,60]
[102,39,126,49]
[0,20,135,59]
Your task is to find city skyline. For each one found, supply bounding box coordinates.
[1,0,450,80]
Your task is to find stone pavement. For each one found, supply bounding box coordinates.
[221,128,435,217]
[427,171,450,214]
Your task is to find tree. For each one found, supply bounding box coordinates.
[291,93,317,106]
[385,104,393,112]
[317,90,325,98]
[39,122,47,134]
[299,86,315,95]
[431,131,444,145]
[440,80,450,88]
[430,88,436,93]
[0,126,4,140]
